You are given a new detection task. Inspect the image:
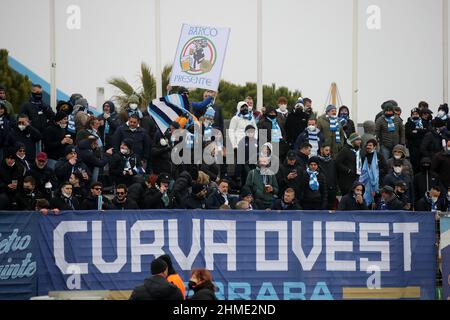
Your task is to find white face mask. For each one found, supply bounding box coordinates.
[438,110,446,117]
[160,138,168,147]
[394,166,402,174]
[307,125,316,132]
[120,148,129,155]
[59,123,67,129]
[431,197,439,203]
[279,104,287,112]
[129,104,138,110]
[204,120,212,127]
[18,125,27,131]
[394,155,402,160]
[448,191,450,198]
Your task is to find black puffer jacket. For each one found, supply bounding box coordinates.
[285,109,313,144]
[189,281,217,301]
[172,171,193,208]
[130,275,183,301]
[76,139,110,173]
[43,122,70,160]
[337,182,368,211]
[20,98,55,132]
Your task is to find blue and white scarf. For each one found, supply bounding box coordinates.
[87,129,103,148]
[359,152,379,205]
[128,109,143,119]
[67,114,76,134]
[306,168,319,191]
[237,111,253,121]
[308,129,320,156]
[379,199,388,211]
[204,124,213,142]
[270,118,282,143]
[413,118,423,130]
[328,116,341,144]
[385,116,396,132]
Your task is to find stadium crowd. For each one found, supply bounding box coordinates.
[0,83,450,213]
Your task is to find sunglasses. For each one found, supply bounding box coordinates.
[116,192,126,195]
[18,149,26,153]
[93,187,102,191]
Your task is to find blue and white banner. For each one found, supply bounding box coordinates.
[441,216,450,300]
[36,210,436,300]
[0,212,38,300]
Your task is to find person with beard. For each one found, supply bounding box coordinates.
[0,102,12,161]
[393,181,412,210]
[336,133,363,196]
[0,149,26,209]
[414,157,442,205]
[43,111,73,169]
[294,118,324,157]
[416,185,446,212]
[29,152,58,199]
[318,145,338,210]
[383,159,414,209]
[432,139,450,188]
[49,181,80,210]
[109,139,144,187]
[235,125,259,187]
[206,179,234,209]
[19,84,55,132]
[375,102,406,161]
[188,269,217,300]
[0,85,16,120]
[276,150,305,200]
[300,156,328,210]
[12,176,44,211]
[142,173,173,209]
[80,182,114,210]
[421,118,450,159]
[405,108,430,173]
[338,182,368,211]
[296,142,312,171]
[4,114,42,162]
[69,172,88,204]
[257,106,289,162]
[158,254,186,299]
[14,143,32,173]
[317,105,345,158]
[338,105,356,139]
[361,120,377,149]
[376,186,404,211]
[112,184,139,210]
[359,139,388,208]
[97,101,120,149]
[184,183,208,209]
[285,98,315,146]
[271,188,301,210]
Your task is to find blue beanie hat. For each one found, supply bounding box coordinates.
[326,105,336,113]
[204,107,215,119]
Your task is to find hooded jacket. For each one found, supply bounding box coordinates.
[228,103,258,149]
[385,145,414,177]
[285,108,314,144]
[109,147,141,187]
[335,143,361,196]
[338,106,356,137]
[98,101,120,148]
[112,123,151,161]
[43,121,70,160]
[130,275,183,301]
[76,139,110,172]
[413,158,442,203]
[361,120,377,148]
[338,182,368,211]
[432,149,450,188]
[20,97,55,132]
[420,130,448,159]
[5,125,42,161]
[189,281,218,301]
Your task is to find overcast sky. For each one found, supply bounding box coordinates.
[0,0,446,122]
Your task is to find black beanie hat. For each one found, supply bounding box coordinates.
[54,111,67,123]
[158,255,176,275]
[151,258,168,275]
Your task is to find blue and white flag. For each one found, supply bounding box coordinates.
[148,94,190,134]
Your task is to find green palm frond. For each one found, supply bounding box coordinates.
[162,64,172,95]
[140,62,156,106]
[108,77,135,96]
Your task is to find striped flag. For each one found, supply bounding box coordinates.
[147,94,191,134]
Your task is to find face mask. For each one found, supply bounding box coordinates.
[241,108,249,115]
[267,114,277,120]
[203,120,212,128]
[307,125,316,132]
[24,188,33,194]
[394,167,402,174]
[188,280,197,290]
[18,125,27,131]
[438,110,446,117]
[385,114,393,118]
[129,104,138,110]
[279,105,287,112]
[160,138,168,147]
[394,155,402,160]
[59,123,67,129]
[447,192,450,198]
[31,92,42,101]
[17,154,26,160]
[412,116,420,121]
[431,197,439,203]
[120,148,129,155]
[339,114,349,119]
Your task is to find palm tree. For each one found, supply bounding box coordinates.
[108,62,172,110]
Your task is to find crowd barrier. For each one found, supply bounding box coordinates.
[0,210,444,300]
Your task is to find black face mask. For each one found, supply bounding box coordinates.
[188,281,197,290]
[267,114,277,120]
[241,108,249,115]
[31,92,42,101]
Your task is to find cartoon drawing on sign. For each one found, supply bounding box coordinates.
[180,37,216,75]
